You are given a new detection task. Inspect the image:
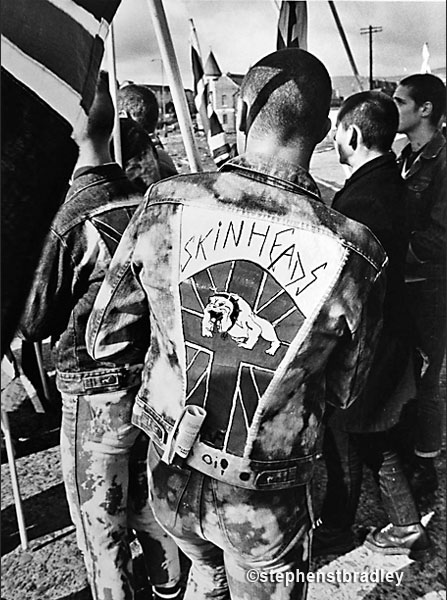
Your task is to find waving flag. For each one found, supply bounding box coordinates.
[1,0,121,354]
[277,1,308,50]
[190,19,231,168]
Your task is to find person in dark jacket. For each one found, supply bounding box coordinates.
[393,74,446,499]
[315,91,432,560]
[19,72,181,600]
[118,83,178,179]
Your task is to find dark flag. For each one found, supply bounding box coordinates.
[277,1,308,50]
[190,20,231,168]
[1,0,121,355]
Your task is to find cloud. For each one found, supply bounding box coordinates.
[111,0,446,86]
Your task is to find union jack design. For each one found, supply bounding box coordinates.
[180,260,304,455]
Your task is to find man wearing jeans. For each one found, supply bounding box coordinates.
[20,72,181,600]
[87,50,387,600]
[393,74,446,499]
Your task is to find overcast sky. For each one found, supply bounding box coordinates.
[110,0,446,89]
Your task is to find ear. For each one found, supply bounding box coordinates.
[316,117,332,144]
[420,101,433,119]
[236,98,247,133]
[236,98,249,153]
[349,125,362,150]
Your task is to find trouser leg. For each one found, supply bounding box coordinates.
[406,278,446,457]
[128,433,181,590]
[359,432,420,526]
[60,388,140,600]
[147,442,312,600]
[320,426,363,530]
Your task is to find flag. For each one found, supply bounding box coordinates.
[190,19,231,168]
[277,1,308,51]
[421,42,431,74]
[1,0,121,355]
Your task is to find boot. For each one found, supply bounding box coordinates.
[364,523,433,561]
[312,524,355,557]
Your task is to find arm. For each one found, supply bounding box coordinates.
[86,201,150,364]
[325,262,386,410]
[19,227,76,342]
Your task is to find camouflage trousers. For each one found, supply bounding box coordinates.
[148,442,313,600]
[60,387,181,600]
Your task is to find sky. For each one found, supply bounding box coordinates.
[110,0,446,89]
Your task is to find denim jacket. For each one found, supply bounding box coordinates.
[20,163,146,394]
[397,130,446,281]
[87,153,387,490]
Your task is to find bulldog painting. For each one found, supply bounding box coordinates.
[201,292,281,356]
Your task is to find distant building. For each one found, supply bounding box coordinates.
[204,50,240,133]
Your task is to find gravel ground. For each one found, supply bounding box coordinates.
[2,132,445,600]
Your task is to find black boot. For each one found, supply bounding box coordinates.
[364,523,433,561]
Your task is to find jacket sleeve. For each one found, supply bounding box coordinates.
[407,160,447,264]
[19,227,76,342]
[325,263,387,410]
[86,201,150,364]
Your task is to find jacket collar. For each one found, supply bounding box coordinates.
[221,152,322,202]
[399,130,445,179]
[72,162,124,181]
[343,153,396,188]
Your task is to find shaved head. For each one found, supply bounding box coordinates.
[240,49,332,146]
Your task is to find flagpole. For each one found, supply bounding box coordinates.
[1,410,28,550]
[106,23,123,167]
[327,1,364,92]
[145,0,202,172]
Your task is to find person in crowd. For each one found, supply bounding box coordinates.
[118,83,178,179]
[314,91,432,560]
[117,114,162,193]
[19,71,182,600]
[87,49,387,600]
[392,74,446,501]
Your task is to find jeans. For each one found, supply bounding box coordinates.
[320,427,420,530]
[406,278,446,457]
[148,442,313,600]
[60,388,181,600]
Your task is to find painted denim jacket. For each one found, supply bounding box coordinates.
[20,164,146,395]
[87,153,387,490]
[397,130,446,280]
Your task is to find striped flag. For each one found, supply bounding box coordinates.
[277,1,308,51]
[190,19,231,168]
[1,0,120,354]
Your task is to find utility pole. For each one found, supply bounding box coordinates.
[360,25,383,90]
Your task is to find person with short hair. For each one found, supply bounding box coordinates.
[20,71,181,600]
[315,91,432,560]
[392,74,446,500]
[87,50,387,600]
[118,83,178,179]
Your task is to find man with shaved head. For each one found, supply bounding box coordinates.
[87,50,387,600]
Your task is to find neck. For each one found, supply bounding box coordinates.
[245,136,313,171]
[349,148,385,174]
[75,140,114,170]
[405,123,436,152]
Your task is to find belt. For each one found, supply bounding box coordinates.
[56,364,143,395]
[133,400,316,491]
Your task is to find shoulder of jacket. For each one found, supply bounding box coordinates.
[54,186,142,237]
